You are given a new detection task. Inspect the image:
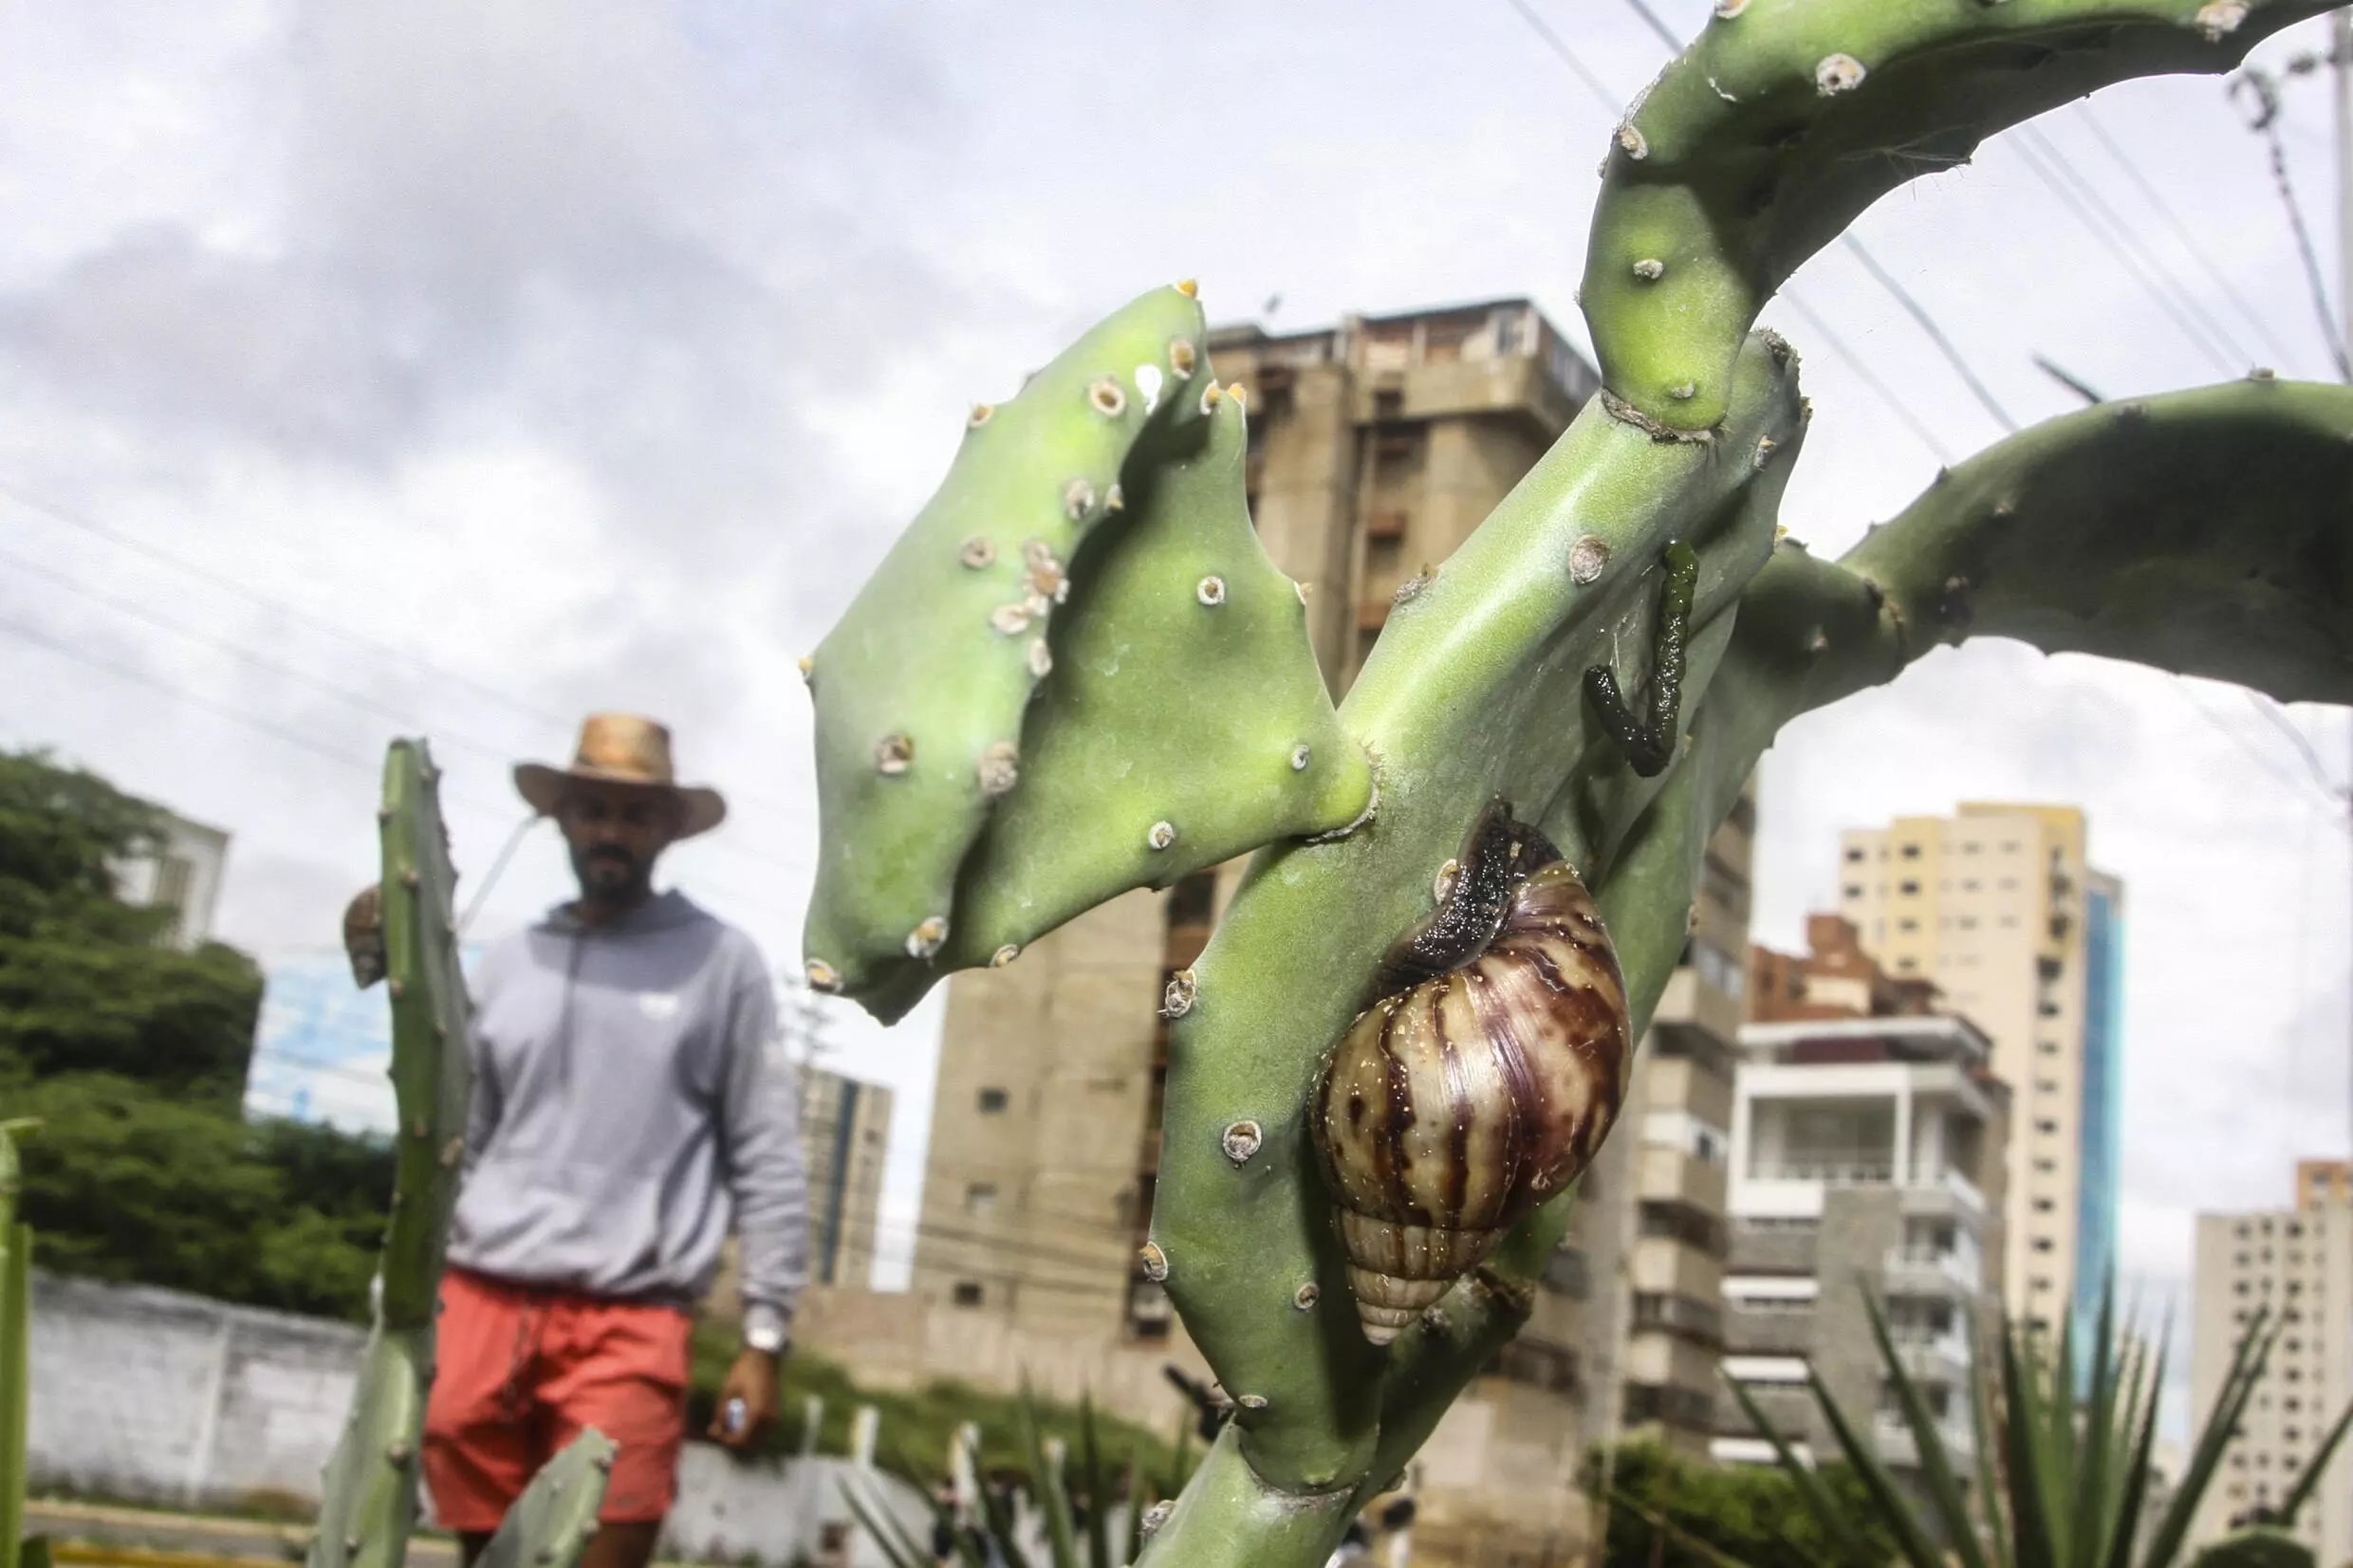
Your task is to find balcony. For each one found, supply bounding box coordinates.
[1889,1328,1973,1384]
[1640,1145,1729,1214]
[1882,1245,1979,1297]
[1751,1150,1896,1186]
[1723,1306,1812,1356]
[1897,1167,1987,1217]
[1872,1409,1974,1468]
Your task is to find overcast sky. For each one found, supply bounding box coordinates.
[3,1,2348,1443]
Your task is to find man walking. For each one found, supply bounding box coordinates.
[420,714,808,1568]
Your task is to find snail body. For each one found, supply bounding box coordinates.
[1308,804,1633,1345]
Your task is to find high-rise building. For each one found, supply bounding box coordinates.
[800,1065,894,1289]
[115,812,230,950]
[2188,1167,2353,1560]
[1835,805,2122,1338]
[1717,914,2011,1471]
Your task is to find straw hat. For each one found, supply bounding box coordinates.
[513,713,727,839]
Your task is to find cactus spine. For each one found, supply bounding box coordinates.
[309,740,608,1568]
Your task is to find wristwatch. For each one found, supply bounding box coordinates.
[744,1303,789,1356]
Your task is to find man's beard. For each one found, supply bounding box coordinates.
[573,844,646,903]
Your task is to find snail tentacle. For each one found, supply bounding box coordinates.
[1583,539,1699,777]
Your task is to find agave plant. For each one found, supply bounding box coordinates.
[1729,1283,2353,1568]
[844,1391,1201,1568]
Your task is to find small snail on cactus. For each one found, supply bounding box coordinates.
[1308,802,1633,1344]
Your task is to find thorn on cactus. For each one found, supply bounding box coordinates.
[1028,639,1052,678]
[875,734,914,776]
[990,944,1020,968]
[806,959,842,993]
[978,742,1020,797]
[1169,338,1198,378]
[1139,1242,1169,1282]
[1568,535,1610,583]
[1148,821,1177,851]
[958,537,995,569]
[1816,54,1867,95]
[1163,968,1197,1018]
[1174,279,1198,298]
[967,403,994,429]
[1617,123,1648,159]
[2196,1,2249,40]
[1063,478,1097,519]
[990,602,1033,636]
[1221,1120,1263,1163]
[1106,482,1125,511]
[1088,377,1127,417]
[1237,1394,1269,1411]
[1290,744,1312,771]
[906,916,949,960]
[1196,576,1227,606]
[1293,1283,1320,1310]
[1632,258,1665,282]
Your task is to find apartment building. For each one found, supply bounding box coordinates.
[799,1065,894,1289]
[1837,805,2122,1338]
[1717,917,2010,1471]
[2187,1162,2353,1561]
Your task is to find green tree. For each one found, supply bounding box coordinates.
[0,748,263,1101]
[1592,1440,1902,1568]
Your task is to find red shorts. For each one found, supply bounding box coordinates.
[421,1268,694,1529]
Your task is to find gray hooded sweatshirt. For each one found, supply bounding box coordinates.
[447,890,807,1344]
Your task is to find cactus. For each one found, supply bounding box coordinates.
[1,1121,41,1568]
[1581,0,2341,431]
[309,741,608,1568]
[472,1429,617,1568]
[803,6,2353,1564]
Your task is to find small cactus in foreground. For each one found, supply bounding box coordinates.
[308,742,607,1568]
[1,1121,45,1568]
[803,4,2353,1563]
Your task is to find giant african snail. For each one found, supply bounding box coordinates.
[1307,803,1634,1345]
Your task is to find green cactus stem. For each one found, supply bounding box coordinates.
[803,283,1216,1008]
[1584,539,1699,776]
[1582,0,2338,430]
[1139,331,1808,1546]
[869,390,1374,1005]
[309,739,472,1568]
[473,1431,617,1568]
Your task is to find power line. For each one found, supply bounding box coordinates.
[1839,235,2021,434]
[2230,70,2353,380]
[1500,0,1622,120]
[1771,290,1959,463]
[2241,691,2344,800]
[1616,0,1682,50]
[0,537,816,885]
[2010,125,2248,376]
[2074,103,2303,367]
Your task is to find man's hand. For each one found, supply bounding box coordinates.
[708,1347,781,1450]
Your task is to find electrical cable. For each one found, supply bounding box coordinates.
[1500,0,1623,119]
[2010,126,2247,377]
[2074,103,2303,367]
[1839,235,2021,434]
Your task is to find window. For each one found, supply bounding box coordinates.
[2035,1118,2060,1134]
[1900,844,1922,859]
[978,1088,1010,1114]
[953,1282,986,1307]
[964,1183,998,1217]
[1899,879,1921,895]
[2032,1198,2055,1213]
[1843,884,1863,898]
[2032,1238,2055,1253]
[1845,847,1866,862]
[2039,1041,2062,1055]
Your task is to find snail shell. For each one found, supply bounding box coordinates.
[1308,804,1633,1345]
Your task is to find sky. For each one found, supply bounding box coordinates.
[3,0,2349,1443]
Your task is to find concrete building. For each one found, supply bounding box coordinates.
[2187,1164,2353,1561]
[905,300,1752,1565]
[115,812,230,950]
[800,1066,894,1289]
[1716,917,2010,1473]
[1836,805,2123,1339]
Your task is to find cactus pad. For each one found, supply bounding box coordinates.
[1583,0,2336,429]
[475,1430,617,1568]
[1843,378,2353,700]
[805,286,1373,1020]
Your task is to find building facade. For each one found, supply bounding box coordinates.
[1716,1001,2010,1474]
[799,1065,894,1289]
[115,812,230,950]
[1836,805,2121,1338]
[2188,1165,2353,1560]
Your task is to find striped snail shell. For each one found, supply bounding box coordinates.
[1307,802,1633,1345]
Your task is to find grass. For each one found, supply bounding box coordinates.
[685,1321,1182,1486]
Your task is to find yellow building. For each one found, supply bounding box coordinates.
[1835,805,2124,1337]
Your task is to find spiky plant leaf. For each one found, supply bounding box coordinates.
[1862,1291,1987,1568]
